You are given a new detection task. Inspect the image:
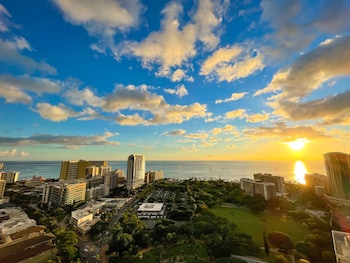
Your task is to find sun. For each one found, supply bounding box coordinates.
[285,138,310,151]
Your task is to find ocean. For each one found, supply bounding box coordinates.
[0,160,327,183]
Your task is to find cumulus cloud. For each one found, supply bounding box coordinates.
[164,84,188,98]
[33,103,79,122]
[102,84,165,112]
[0,132,119,148]
[215,92,248,104]
[200,44,264,82]
[256,35,350,98]
[64,87,104,107]
[0,81,32,104]
[169,69,193,82]
[53,0,143,34]
[120,0,224,78]
[0,149,29,157]
[1,74,61,94]
[246,112,270,123]
[225,109,246,119]
[255,35,350,124]
[211,124,239,136]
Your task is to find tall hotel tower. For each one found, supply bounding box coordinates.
[127,154,145,191]
[324,152,350,200]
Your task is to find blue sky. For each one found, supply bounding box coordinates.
[0,0,350,161]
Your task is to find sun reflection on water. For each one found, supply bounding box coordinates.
[294,160,307,184]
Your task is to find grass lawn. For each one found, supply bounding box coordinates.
[209,206,309,246]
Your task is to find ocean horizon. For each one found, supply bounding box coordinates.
[0,160,327,183]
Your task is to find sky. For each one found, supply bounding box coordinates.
[0,0,350,162]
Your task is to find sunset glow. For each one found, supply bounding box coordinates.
[294,161,307,184]
[285,138,310,151]
[0,1,349,161]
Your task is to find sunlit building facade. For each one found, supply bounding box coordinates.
[0,180,5,198]
[0,171,19,184]
[324,152,350,200]
[59,160,110,180]
[127,154,145,191]
[145,170,163,184]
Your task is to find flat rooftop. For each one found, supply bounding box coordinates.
[137,203,164,212]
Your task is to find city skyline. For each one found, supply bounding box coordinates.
[0,1,350,161]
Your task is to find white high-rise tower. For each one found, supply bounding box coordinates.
[127,154,145,190]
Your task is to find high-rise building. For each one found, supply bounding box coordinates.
[127,154,145,190]
[0,171,19,184]
[0,180,6,198]
[324,152,350,200]
[59,160,110,180]
[104,169,125,191]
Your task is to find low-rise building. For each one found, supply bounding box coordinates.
[137,203,166,219]
[42,181,86,207]
[145,170,164,184]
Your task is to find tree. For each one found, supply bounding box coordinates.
[295,241,322,263]
[119,211,146,235]
[267,231,294,253]
[243,194,267,213]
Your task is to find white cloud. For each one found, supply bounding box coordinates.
[0,81,32,104]
[0,74,63,108]
[64,87,104,107]
[120,0,224,79]
[200,44,264,82]
[53,0,143,34]
[215,92,248,104]
[225,109,246,119]
[164,84,188,98]
[255,35,350,124]
[246,112,270,123]
[34,103,79,122]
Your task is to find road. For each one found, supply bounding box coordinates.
[79,196,138,263]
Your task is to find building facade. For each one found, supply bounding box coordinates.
[240,178,277,200]
[145,170,163,184]
[0,180,6,198]
[59,160,110,180]
[43,182,87,207]
[127,154,145,190]
[324,152,350,200]
[253,173,285,194]
[0,171,19,184]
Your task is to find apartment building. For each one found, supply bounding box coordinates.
[127,154,145,190]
